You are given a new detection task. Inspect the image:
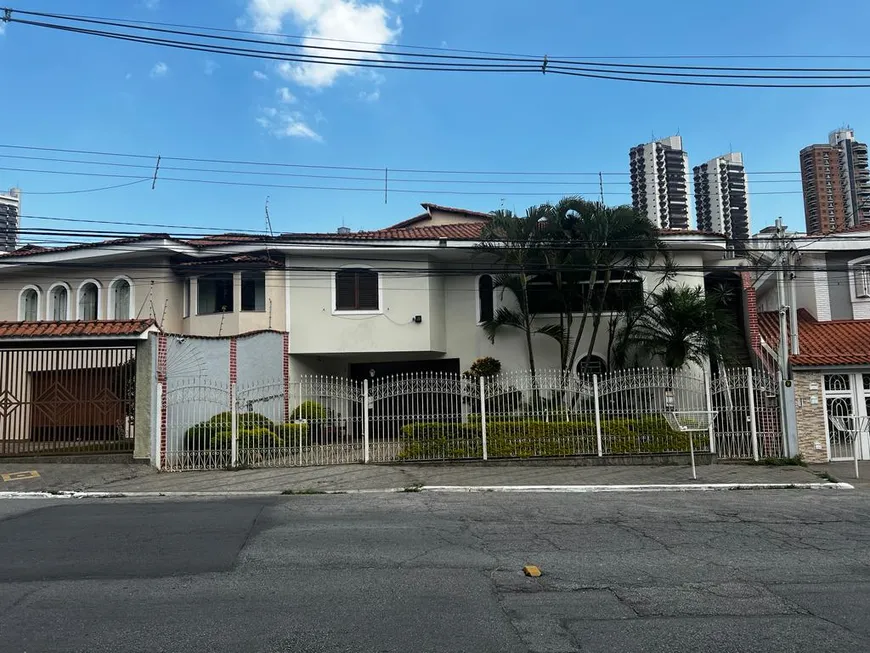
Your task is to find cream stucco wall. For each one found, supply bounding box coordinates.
[287,256,445,355]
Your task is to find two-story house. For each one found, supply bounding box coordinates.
[0,203,730,382]
[749,223,870,464]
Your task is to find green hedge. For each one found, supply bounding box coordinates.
[398,416,702,460]
[184,413,309,451]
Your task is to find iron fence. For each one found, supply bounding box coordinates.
[156,366,782,470]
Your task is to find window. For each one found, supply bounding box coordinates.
[335,268,379,311]
[241,271,266,311]
[527,273,643,314]
[855,265,870,299]
[183,279,191,318]
[576,355,607,376]
[48,284,70,321]
[198,273,234,315]
[110,278,133,320]
[78,282,99,320]
[19,287,39,321]
[478,275,494,323]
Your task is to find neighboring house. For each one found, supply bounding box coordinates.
[0,203,731,381]
[749,223,870,462]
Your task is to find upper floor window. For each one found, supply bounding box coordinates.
[527,272,643,314]
[856,264,870,299]
[19,286,40,322]
[241,271,266,312]
[48,283,70,321]
[109,277,133,320]
[335,268,378,312]
[198,273,233,315]
[77,281,100,321]
[478,275,494,323]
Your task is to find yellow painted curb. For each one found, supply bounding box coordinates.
[1,471,40,482]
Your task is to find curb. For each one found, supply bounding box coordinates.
[0,482,853,499]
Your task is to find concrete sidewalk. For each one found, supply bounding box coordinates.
[0,460,841,494]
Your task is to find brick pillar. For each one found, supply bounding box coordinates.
[741,270,760,354]
[229,337,238,384]
[157,334,168,468]
[283,332,290,423]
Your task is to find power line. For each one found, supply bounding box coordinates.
[9,11,870,87]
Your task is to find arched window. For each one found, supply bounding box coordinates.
[478,275,494,323]
[109,277,133,320]
[77,281,100,320]
[48,283,70,321]
[19,286,40,321]
[576,355,607,376]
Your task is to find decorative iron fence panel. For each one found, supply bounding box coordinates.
[0,346,136,457]
[156,366,783,470]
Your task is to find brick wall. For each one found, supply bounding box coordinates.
[741,271,760,352]
[793,370,828,463]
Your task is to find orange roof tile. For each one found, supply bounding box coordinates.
[758,309,870,366]
[0,320,158,339]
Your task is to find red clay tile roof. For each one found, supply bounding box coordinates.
[0,320,158,339]
[175,253,285,268]
[279,222,487,241]
[420,203,493,219]
[0,235,175,259]
[758,309,870,366]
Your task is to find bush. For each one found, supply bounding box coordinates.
[462,357,502,380]
[397,416,702,460]
[184,412,289,451]
[289,401,335,421]
[274,422,310,444]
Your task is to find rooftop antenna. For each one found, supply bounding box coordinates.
[264,196,274,237]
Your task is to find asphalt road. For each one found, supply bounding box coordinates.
[0,490,869,652]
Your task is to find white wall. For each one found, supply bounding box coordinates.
[286,256,445,355]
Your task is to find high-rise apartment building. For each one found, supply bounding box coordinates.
[693,152,751,240]
[0,188,20,252]
[629,135,691,230]
[800,129,870,235]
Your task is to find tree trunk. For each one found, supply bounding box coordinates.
[582,269,612,375]
[567,268,598,372]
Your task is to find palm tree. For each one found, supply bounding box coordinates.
[621,285,741,369]
[477,207,562,384]
[545,201,664,374]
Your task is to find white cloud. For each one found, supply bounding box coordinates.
[142,0,160,9]
[246,0,401,88]
[204,59,219,75]
[359,88,380,102]
[0,23,5,36]
[253,70,269,80]
[257,107,322,141]
[125,72,133,80]
[277,87,297,103]
[150,62,169,78]
[413,0,423,13]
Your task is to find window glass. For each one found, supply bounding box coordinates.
[198,274,234,315]
[21,289,38,321]
[50,286,68,321]
[79,283,98,320]
[112,280,132,320]
[335,269,378,311]
[478,275,494,323]
[241,271,266,311]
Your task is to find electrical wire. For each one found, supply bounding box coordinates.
[9,10,870,87]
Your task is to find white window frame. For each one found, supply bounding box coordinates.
[47,282,72,321]
[822,371,870,461]
[107,275,135,320]
[331,265,383,315]
[76,279,103,321]
[853,262,870,299]
[17,285,43,322]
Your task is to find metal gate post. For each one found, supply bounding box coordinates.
[704,370,715,454]
[480,376,488,461]
[593,374,603,457]
[746,367,760,461]
[363,379,370,463]
[155,382,163,470]
[230,382,238,468]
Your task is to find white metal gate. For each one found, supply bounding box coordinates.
[711,368,783,460]
[823,372,870,461]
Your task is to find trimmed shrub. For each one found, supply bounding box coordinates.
[398,422,482,460]
[289,401,335,421]
[184,412,284,451]
[462,357,502,380]
[274,422,310,444]
[397,416,703,460]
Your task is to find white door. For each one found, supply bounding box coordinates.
[823,372,870,461]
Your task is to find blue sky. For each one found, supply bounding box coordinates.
[2,0,870,243]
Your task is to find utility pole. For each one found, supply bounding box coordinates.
[774,217,798,457]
